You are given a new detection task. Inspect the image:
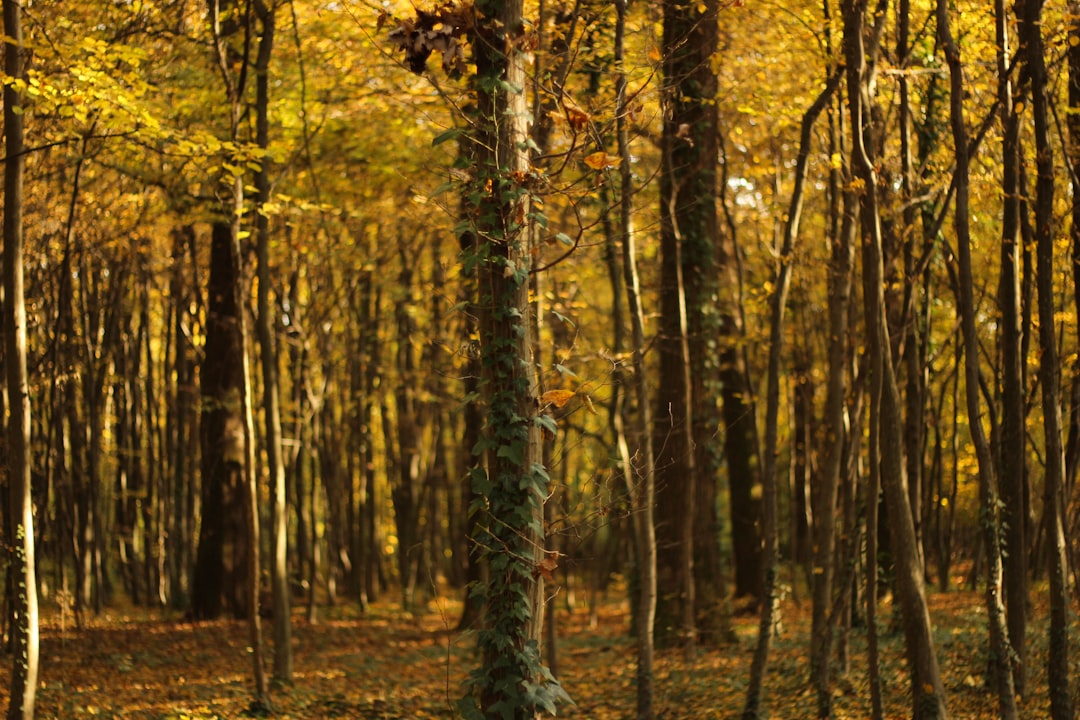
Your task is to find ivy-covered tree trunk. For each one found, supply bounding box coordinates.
[4,0,40,715]
[656,0,723,648]
[459,1,564,715]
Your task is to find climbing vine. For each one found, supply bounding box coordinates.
[388,1,568,717]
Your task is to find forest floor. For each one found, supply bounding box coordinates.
[3,578,1076,719]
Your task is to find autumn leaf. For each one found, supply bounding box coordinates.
[563,102,590,132]
[535,553,559,581]
[583,152,619,170]
[541,389,575,408]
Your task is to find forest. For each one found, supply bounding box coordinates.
[0,0,1078,718]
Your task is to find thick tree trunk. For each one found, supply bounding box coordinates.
[656,0,726,648]
[191,221,248,620]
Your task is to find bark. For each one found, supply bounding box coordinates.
[996,0,1027,697]
[4,0,40,713]
[937,3,1017,716]
[192,0,253,623]
[810,35,855,715]
[191,221,248,620]
[843,0,949,716]
[465,0,560,714]
[251,0,292,684]
[743,70,841,720]
[1018,0,1073,716]
[657,0,724,648]
[614,1,656,715]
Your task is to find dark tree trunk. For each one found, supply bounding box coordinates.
[656,0,725,648]
[997,0,1028,697]
[191,221,248,620]
[1018,0,1073,716]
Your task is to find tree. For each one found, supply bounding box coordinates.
[937,1,1017,715]
[3,0,40,716]
[613,1,657,715]
[996,0,1027,696]
[251,0,292,684]
[388,0,568,715]
[655,0,720,648]
[742,69,840,720]
[843,0,949,716]
[190,0,251,621]
[1017,0,1073,716]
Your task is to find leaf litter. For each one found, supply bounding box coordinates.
[2,585,1074,718]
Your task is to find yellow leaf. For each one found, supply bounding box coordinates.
[541,389,575,408]
[583,151,618,170]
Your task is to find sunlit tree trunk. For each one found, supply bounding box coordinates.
[460,0,562,715]
[251,0,292,684]
[613,1,656,715]
[3,0,39,715]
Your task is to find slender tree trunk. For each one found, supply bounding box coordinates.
[251,0,292,684]
[995,0,1027,693]
[743,71,841,720]
[844,1,949,716]
[1018,1,1073,716]
[3,0,39,713]
[937,3,1017,716]
[810,35,855,715]
[614,2,655,714]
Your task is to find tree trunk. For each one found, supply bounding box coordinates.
[252,0,292,684]
[743,70,840,720]
[614,1,656,714]
[937,3,1017,716]
[461,0,561,713]
[656,0,726,649]
[810,28,854,713]
[1018,0,1073,716]
[843,0,949,716]
[3,0,40,713]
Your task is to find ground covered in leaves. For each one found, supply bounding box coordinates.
[5,583,1077,718]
